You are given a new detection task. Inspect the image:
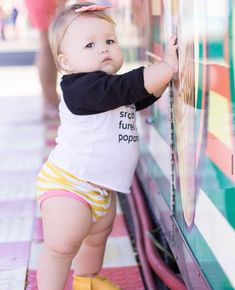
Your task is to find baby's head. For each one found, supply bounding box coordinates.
[49,2,123,74]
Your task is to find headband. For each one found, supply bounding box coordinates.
[58,4,112,52]
[74,4,111,13]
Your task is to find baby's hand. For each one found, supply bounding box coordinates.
[163,35,178,73]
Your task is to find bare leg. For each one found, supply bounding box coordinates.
[37,31,59,117]
[37,197,92,290]
[73,193,117,275]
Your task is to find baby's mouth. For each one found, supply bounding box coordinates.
[102,57,112,62]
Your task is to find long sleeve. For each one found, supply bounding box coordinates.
[61,67,156,115]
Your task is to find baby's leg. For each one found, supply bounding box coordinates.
[37,196,92,290]
[73,192,117,275]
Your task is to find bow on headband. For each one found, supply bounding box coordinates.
[74,4,111,13]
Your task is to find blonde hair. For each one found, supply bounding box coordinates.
[49,2,115,71]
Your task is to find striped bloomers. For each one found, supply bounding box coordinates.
[36,160,113,222]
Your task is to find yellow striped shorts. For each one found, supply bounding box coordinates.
[36,160,113,222]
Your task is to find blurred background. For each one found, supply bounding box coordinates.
[0,0,38,52]
[1,1,235,289]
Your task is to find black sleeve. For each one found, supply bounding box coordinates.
[135,95,160,111]
[61,66,154,115]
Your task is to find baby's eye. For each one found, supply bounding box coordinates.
[106,39,115,45]
[85,42,95,48]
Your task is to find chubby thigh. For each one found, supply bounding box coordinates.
[89,191,117,236]
[40,192,117,256]
[72,193,117,275]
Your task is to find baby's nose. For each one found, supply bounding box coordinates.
[100,44,109,54]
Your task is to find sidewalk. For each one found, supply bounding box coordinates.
[0,65,145,290]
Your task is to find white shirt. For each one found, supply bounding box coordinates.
[49,98,139,193]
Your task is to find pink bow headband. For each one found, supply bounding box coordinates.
[56,3,112,60]
[74,4,111,14]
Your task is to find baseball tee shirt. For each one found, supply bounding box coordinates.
[49,67,158,193]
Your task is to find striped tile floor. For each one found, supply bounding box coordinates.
[0,68,145,290]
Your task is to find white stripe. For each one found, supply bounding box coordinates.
[29,236,137,271]
[195,188,235,287]
[0,267,27,290]
[103,236,138,267]
[116,198,122,215]
[144,126,171,182]
[140,126,235,285]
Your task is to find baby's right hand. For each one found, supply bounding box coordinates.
[163,35,178,73]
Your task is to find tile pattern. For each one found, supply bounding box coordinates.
[0,94,44,290]
[0,94,145,290]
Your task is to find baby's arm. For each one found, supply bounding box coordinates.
[144,35,178,94]
[152,85,168,98]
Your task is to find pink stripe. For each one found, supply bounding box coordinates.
[38,190,90,209]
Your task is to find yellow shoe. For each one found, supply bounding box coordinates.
[73,275,92,290]
[73,274,121,290]
[92,274,121,290]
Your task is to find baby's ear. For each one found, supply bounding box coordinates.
[57,53,72,72]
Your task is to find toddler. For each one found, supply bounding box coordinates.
[36,2,178,290]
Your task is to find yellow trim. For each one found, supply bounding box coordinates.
[36,161,112,219]
[45,163,78,185]
[47,161,85,182]
[40,169,76,188]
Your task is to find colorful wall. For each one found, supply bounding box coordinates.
[135,0,235,288]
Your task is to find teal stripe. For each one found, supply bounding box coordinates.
[140,130,235,230]
[139,138,233,289]
[207,41,224,59]
[199,42,204,61]
[174,182,233,289]
[139,139,171,206]
[229,0,235,126]
[142,110,235,231]
[198,155,235,230]
[196,64,204,109]
[153,16,161,43]
[152,104,171,144]
[175,208,233,289]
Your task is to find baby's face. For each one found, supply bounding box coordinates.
[59,15,123,74]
